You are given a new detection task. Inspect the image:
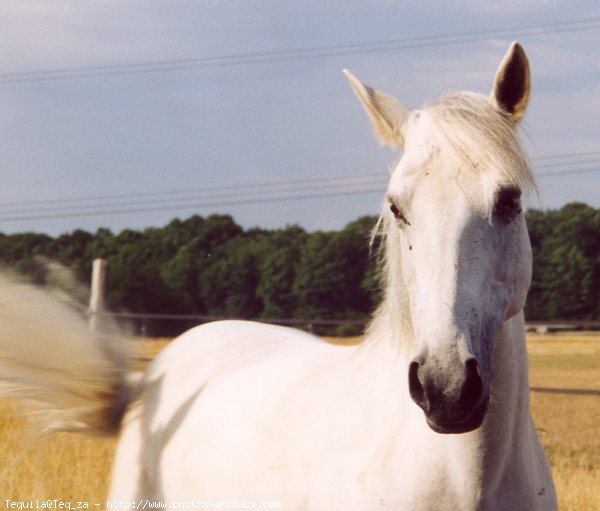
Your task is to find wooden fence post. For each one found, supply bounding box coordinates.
[88,258,108,332]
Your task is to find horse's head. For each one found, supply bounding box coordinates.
[346,42,534,434]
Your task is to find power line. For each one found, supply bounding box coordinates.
[0,166,596,223]
[0,150,597,223]
[0,172,384,210]
[532,150,600,162]
[2,18,600,84]
[0,186,385,222]
[0,179,385,217]
[537,167,600,178]
[0,149,597,211]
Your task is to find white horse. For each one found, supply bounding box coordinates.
[0,42,556,510]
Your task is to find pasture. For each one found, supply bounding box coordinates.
[0,332,598,510]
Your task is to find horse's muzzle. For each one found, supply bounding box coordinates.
[408,357,489,434]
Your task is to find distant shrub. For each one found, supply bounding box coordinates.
[335,322,363,337]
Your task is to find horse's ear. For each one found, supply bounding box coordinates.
[344,69,410,147]
[490,41,530,123]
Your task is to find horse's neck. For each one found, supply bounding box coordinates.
[363,302,536,498]
[441,314,536,500]
[363,266,415,358]
[488,313,532,420]
[478,313,535,470]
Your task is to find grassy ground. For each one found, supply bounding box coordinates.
[527,333,600,510]
[0,333,598,509]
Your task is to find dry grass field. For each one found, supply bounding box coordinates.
[527,332,600,510]
[0,333,598,510]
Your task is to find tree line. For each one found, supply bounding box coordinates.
[0,202,598,334]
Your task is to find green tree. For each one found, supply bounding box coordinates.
[161,243,205,313]
[293,216,376,319]
[198,235,266,318]
[2,204,597,325]
[0,232,53,265]
[525,208,552,319]
[160,214,245,314]
[106,229,177,313]
[257,225,307,318]
[525,203,600,320]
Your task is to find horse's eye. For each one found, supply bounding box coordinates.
[494,186,522,224]
[390,203,410,226]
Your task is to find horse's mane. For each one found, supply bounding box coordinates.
[429,91,536,193]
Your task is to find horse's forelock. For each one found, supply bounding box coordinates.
[428,92,536,195]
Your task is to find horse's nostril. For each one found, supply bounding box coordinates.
[408,356,486,429]
[408,360,426,407]
[459,358,484,410]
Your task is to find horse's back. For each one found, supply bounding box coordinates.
[153,319,328,374]
[110,320,346,501]
[144,320,336,412]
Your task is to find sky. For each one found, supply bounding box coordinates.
[1,0,599,236]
